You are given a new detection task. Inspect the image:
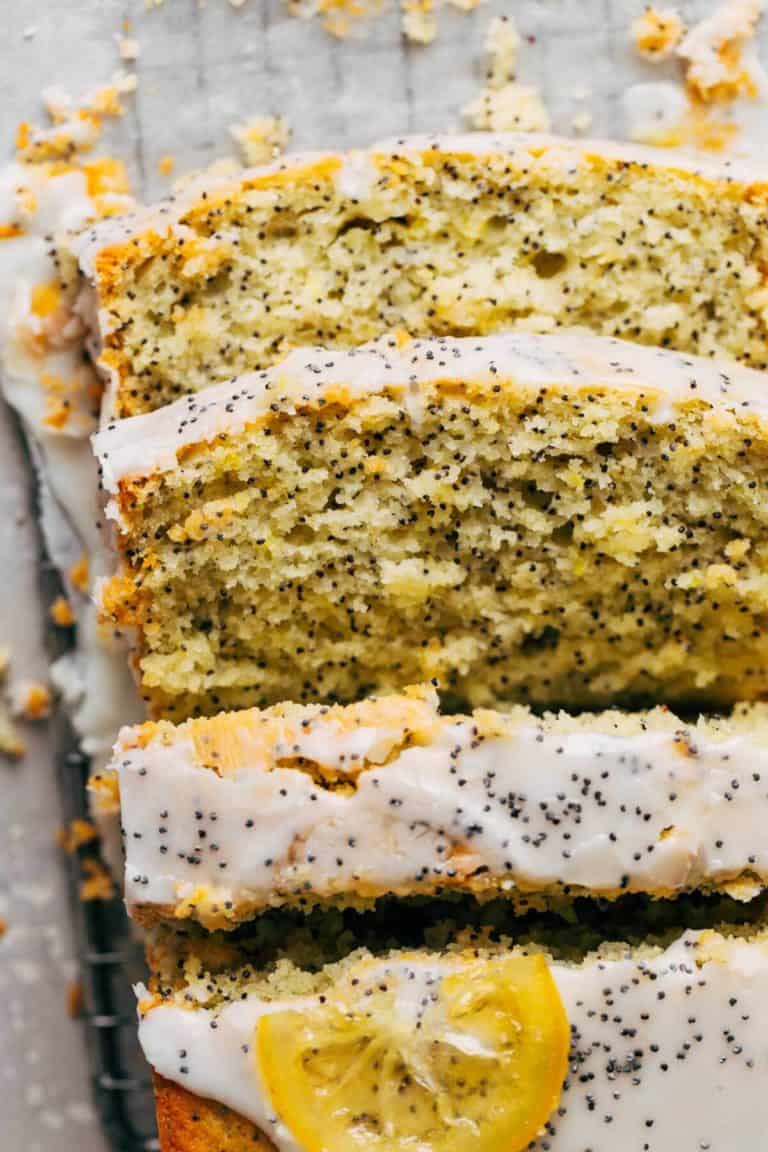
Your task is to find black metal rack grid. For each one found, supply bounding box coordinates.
[21,410,160,1150]
[57,736,159,1152]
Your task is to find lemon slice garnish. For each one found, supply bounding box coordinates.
[257,952,569,1152]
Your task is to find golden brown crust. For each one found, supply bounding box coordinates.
[154,1073,276,1152]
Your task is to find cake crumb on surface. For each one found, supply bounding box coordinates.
[624,79,741,149]
[484,14,519,86]
[571,109,593,133]
[117,36,141,61]
[57,819,99,854]
[158,153,175,176]
[628,0,766,152]
[14,81,133,163]
[0,648,25,759]
[401,0,437,43]
[9,680,52,721]
[230,116,290,166]
[464,81,550,131]
[631,6,686,59]
[68,554,90,594]
[0,711,25,760]
[679,0,765,103]
[464,15,549,131]
[112,69,139,96]
[66,980,84,1019]
[79,858,114,902]
[50,596,75,628]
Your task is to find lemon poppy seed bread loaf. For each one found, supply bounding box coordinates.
[108,685,768,930]
[95,330,768,718]
[77,133,768,418]
[140,920,768,1152]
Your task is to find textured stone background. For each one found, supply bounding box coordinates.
[0,2,765,1150]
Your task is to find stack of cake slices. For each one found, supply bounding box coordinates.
[81,134,768,1152]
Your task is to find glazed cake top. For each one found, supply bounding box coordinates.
[140,930,768,1152]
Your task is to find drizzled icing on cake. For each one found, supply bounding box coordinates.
[139,932,768,1152]
[112,689,768,927]
[93,328,768,509]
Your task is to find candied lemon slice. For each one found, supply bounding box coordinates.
[257,952,569,1152]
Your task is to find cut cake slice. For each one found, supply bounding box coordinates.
[139,918,768,1152]
[77,132,768,418]
[94,329,768,717]
[107,685,768,930]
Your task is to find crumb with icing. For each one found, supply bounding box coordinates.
[16,82,133,163]
[464,82,550,131]
[627,0,766,153]
[230,116,291,167]
[400,0,437,43]
[464,15,549,131]
[483,13,519,86]
[571,109,593,133]
[631,6,686,60]
[624,80,741,150]
[0,710,25,760]
[9,679,52,721]
[679,0,766,104]
[285,0,386,39]
[399,0,485,43]
[117,36,141,61]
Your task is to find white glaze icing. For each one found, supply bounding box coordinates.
[115,695,768,920]
[0,159,142,764]
[622,82,691,144]
[93,328,768,512]
[139,932,768,1152]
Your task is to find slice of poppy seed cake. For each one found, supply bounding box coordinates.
[139,921,768,1152]
[105,685,768,930]
[94,329,768,718]
[77,132,768,418]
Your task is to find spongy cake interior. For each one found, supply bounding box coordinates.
[104,378,768,719]
[94,146,768,417]
[145,890,768,1004]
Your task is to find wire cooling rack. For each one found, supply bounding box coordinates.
[21,425,160,1148]
[57,736,159,1151]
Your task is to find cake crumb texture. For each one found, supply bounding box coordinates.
[83,134,768,418]
[97,331,768,718]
